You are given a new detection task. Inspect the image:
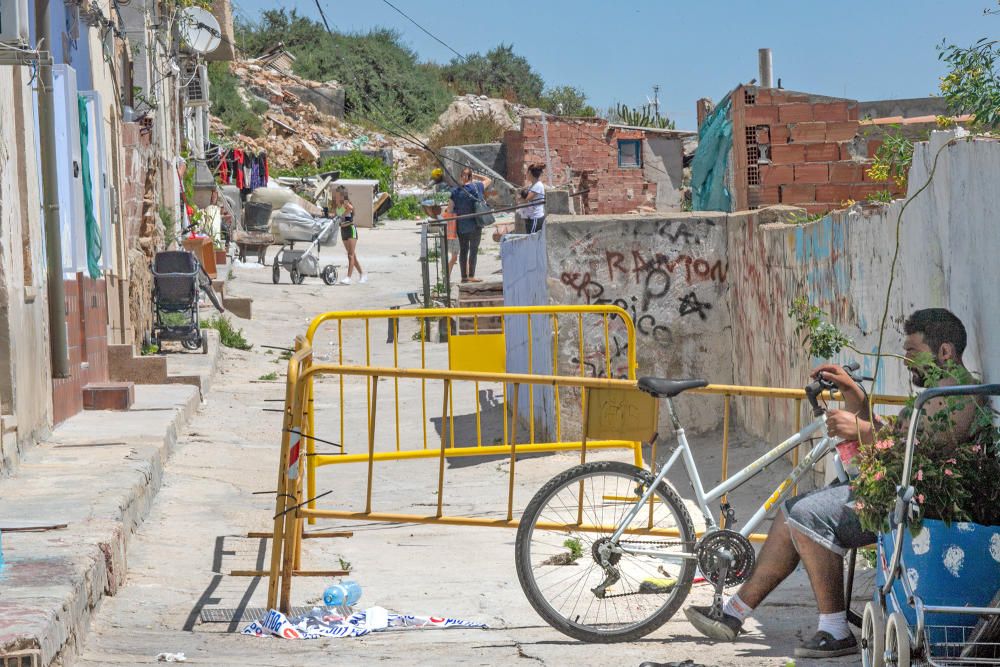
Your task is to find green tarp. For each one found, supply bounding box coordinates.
[78,94,101,278]
[691,95,733,212]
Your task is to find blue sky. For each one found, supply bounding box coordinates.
[233,0,996,129]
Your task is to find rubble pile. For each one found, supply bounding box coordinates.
[215,60,423,175]
[430,93,539,134]
[212,61,539,183]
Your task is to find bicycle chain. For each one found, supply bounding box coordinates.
[594,539,691,599]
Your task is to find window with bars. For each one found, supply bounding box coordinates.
[744,89,756,106]
[745,125,761,186]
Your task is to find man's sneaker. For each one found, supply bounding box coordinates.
[684,605,743,641]
[794,631,859,658]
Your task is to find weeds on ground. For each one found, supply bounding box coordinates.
[258,371,279,381]
[141,344,159,356]
[338,556,352,571]
[202,315,253,350]
[563,538,584,561]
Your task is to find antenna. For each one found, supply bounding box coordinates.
[178,7,222,55]
[652,85,660,120]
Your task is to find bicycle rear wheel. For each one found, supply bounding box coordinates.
[515,460,697,643]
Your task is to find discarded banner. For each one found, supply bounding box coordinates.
[242,607,488,639]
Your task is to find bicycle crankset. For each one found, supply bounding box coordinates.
[695,529,755,587]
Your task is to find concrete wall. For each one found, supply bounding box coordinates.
[858,97,948,120]
[438,145,515,207]
[461,143,506,177]
[645,137,684,210]
[513,132,1000,450]
[0,66,53,472]
[500,232,554,439]
[543,213,734,433]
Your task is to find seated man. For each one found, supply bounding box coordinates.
[682,308,978,659]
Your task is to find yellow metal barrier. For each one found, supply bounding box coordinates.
[263,312,910,612]
[299,305,639,523]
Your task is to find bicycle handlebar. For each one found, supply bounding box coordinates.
[805,361,866,417]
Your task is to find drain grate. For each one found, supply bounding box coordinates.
[201,607,315,623]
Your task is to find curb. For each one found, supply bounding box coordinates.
[0,338,222,665]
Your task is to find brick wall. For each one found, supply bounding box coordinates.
[51,275,110,424]
[505,117,657,215]
[729,86,904,214]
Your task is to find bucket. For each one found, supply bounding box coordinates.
[244,202,273,232]
[879,519,1000,630]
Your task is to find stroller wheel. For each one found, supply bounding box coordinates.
[862,602,886,667]
[321,265,338,285]
[885,611,910,667]
[182,335,202,351]
[290,267,306,285]
[272,259,281,284]
[202,335,209,355]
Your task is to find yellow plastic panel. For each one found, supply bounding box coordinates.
[585,387,659,442]
[448,333,506,374]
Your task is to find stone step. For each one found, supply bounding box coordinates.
[82,382,135,411]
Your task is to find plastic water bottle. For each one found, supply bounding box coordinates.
[323,580,362,608]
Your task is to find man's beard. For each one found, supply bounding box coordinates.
[910,355,943,388]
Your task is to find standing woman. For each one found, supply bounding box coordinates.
[334,185,366,284]
[520,163,546,234]
[446,167,492,283]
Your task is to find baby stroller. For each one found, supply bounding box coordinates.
[862,383,1000,666]
[150,251,224,353]
[270,203,339,285]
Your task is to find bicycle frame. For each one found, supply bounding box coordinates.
[611,397,840,560]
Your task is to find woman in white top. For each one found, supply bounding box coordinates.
[520,163,546,234]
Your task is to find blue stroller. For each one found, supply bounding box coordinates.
[861,384,1000,666]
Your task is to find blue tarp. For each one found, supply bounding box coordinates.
[691,96,733,212]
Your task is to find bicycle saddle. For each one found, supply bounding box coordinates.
[637,377,708,398]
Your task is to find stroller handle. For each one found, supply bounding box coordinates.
[884,383,1000,596]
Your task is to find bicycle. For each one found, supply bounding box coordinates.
[514,363,875,642]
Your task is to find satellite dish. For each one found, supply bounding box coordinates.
[179,7,222,55]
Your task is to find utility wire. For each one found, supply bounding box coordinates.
[378,0,466,61]
[311,0,335,35]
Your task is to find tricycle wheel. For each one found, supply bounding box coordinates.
[862,602,885,667]
[885,611,910,667]
[272,259,281,284]
[321,265,338,285]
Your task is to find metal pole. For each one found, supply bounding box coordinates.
[439,225,450,308]
[36,0,70,377]
[419,223,432,338]
[758,48,773,88]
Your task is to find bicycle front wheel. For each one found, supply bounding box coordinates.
[515,460,697,643]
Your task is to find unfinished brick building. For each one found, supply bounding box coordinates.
[711,85,905,214]
[503,116,691,214]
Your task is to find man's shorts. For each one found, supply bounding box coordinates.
[782,481,877,555]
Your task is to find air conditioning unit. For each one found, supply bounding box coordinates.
[185,63,209,106]
[0,0,30,46]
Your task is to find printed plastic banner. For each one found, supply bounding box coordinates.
[242,607,487,639]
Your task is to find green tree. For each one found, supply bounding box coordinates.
[939,36,1000,130]
[442,44,544,104]
[539,85,596,116]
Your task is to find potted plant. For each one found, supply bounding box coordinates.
[851,356,1000,628]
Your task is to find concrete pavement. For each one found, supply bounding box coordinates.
[0,332,220,664]
[53,222,867,666]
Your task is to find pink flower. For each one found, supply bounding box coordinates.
[917,494,925,503]
[916,469,924,481]
[875,439,894,450]
[874,471,885,481]
[971,445,982,453]
[947,458,957,465]
[855,500,866,510]
[945,469,954,477]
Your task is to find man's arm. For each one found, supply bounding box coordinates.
[811,363,870,418]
